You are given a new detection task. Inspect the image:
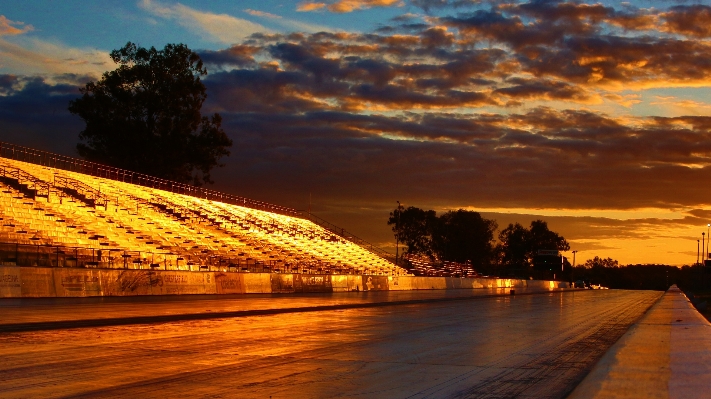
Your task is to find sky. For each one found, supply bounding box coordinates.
[2,0,711,266]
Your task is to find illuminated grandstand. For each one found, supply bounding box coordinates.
[403,254,479,278]
[0,142,407,276]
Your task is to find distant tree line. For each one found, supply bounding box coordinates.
[386,205,711,293]
[571,259,711,293]
[387,205,569,277]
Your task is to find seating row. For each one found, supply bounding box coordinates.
[0,158,409,276]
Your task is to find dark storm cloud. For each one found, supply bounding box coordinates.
[410,0,483,12]
[434,3,711,87]
[493,77,591,101]
[202,68,711,210]
[439,1,611,49]
[0,74,84,154]
[198,45,258,69]
[217,2,711,114]
[663,5,711,38]
[520,35,711,86]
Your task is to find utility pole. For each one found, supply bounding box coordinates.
[698,240,700,266]
[572,250,577,283]
[395,200,401,266]
[706,223,709,262]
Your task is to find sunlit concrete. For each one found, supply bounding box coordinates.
[0,290,660,398]
[568,286,711,399]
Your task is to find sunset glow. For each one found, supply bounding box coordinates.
[2,1,711,266]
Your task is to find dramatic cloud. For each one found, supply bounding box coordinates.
[0,74,85,154]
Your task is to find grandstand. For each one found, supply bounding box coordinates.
[403,254,479,278]
[0,142,408,276]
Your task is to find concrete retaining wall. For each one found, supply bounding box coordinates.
[0,266,570,298]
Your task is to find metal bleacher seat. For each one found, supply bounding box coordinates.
[0,157,409,275]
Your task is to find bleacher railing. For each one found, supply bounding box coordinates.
[0,141,300,217]
[0,141,397,263]
[303,212,396,263]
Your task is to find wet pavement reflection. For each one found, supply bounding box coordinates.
[0,290,661,398]
[0,287,534,326]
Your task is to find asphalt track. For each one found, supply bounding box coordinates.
[0,289,661,398]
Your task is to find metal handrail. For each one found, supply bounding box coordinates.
[0,164,51,197]
[54,175,111,208]
[0,141,300,217]
[303,212,396,262]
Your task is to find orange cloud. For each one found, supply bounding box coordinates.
[604,94,642,108]
[297,2,327,12]
[651,96,711,116]
[298,0,402,13]
[0,15,33,36]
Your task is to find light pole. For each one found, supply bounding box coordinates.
[572,250,577,268]
[706,223,709,262]
[571,250,577,283]
[395,200,401,266]
[698,240,700,266]
[703,232,705,265]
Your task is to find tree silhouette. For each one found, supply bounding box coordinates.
[387,206,497,269]
[69,42,232,185]
[584,256,619,268]
[497,223,530,269]
[431,210,497,268]
[497,220,569,272]
[387,206,437,257]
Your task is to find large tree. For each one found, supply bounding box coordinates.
[387,206,437,258]
[431,210,498,268]
[387,206,497,269]
[497,220,569,270]
[69,42,232,185]
[496,222,530,269]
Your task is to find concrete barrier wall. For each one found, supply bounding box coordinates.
[0,266,570,298]
[332,275,358,292]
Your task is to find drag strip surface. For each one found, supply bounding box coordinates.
[0,288,556,333]
[0,290,661,398]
